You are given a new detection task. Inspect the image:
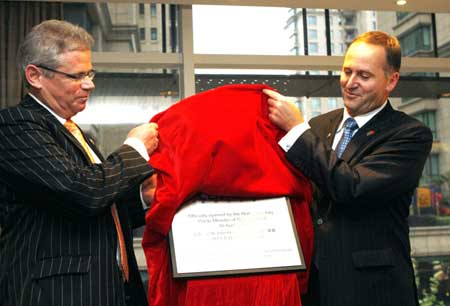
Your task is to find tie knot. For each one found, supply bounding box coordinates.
[344,117,358,131]
[64,119,85,143]
[64,119,78,134]
[64,119,96,162]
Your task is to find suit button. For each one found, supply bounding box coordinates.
[317,218,324,225]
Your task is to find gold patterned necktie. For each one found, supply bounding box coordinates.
[64,119,129,282]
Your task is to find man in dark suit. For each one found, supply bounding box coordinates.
[264,31,433,306]
[0,20,158,306]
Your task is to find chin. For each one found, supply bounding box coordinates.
[76,104,87,114]
[344,102,361,116]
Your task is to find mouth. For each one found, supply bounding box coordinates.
[344,91,360,98]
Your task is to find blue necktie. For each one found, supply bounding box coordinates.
[335,117,358,158]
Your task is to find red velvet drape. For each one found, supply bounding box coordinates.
[143,84,313,306]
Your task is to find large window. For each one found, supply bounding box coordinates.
[399,26,432,56]
[310,98,321,110]
[307,15,317,26]
[308,42,319,54]
[396,11,410,22]
[151,27,158,41]
[139,3,145,15]
[327,98,337,109]
[415,111,437,140]
[139,27,145,40]
[423,154,440,179]
[308,29,318,40]
[150,3,157,17]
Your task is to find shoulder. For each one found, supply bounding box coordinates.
[0,96,51,125]
[379,106,433,147]
[388,106,432,134]
[392,108,425,126]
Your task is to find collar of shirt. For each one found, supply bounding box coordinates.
[28,93,66,124]
[28,93,102,164]
[336,100,388,133]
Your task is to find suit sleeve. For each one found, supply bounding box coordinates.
[285,120,432,208]
[0,113,153,218]
[116,184,147,229]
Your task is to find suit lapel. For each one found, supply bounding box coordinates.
[61,123,95,163]
[87,136,106,162]
[326,111,343,149]
[22,94,101,164]
[64,123,106,163]
[340,102,395,161]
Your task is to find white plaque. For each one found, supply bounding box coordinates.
[168,197,305,278]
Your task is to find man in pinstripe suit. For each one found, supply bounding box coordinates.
[264,31,432,306]
[0,20,158,306]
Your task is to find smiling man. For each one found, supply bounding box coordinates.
[263,31,432,306]
[0,20,158,306]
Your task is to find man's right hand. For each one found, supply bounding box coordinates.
[127,122,159,155]
[263,89,304,132]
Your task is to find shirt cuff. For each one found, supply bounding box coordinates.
[139,183,149,209]
[124,137,150,161]
[278,122,311,152]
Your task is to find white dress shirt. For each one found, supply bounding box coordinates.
[279,101,388,152]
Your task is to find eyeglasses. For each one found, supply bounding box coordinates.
[36,64,96,82]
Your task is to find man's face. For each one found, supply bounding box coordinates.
[37,50,95,119]
[340,42,399,117]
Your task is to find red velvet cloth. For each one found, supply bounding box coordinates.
[142,84,313,306]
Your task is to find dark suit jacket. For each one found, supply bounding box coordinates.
[286,102,432,306]
[0,95,153,306]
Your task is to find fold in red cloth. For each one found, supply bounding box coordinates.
[142,84,313,306]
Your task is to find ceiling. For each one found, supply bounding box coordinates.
[39,0,450,14]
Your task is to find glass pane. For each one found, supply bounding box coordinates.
[193,5,292,55]
[307,15,317,26]
[327,97,338,109]
[308,29,318,40]
[151,27,158,40]
[63,2,179,53]
[75,69,180,157]
[150,4,157,17]
[308,42,319,54]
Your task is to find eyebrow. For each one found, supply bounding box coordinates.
[343,67,374,76]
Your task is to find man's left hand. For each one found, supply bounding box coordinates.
[141,174,157,206]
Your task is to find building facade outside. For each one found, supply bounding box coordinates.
[285,9,377,121]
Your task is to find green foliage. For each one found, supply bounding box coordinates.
[419,275,445,306]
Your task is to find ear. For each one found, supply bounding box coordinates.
[386,71,400,93]
[25,65,44,89]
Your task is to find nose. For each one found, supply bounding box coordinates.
[81,77,95,90]
[344,73,358,90]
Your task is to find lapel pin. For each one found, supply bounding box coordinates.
[366,130,375,136]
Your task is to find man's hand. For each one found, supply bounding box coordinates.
[141,174,157,206]
[128,122,159,155]
[263,89,304,132]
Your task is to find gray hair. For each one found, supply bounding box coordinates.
[18,19,94,85]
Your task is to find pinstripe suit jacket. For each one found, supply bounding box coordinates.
[0,95,152,306]
[286,103,432,306]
